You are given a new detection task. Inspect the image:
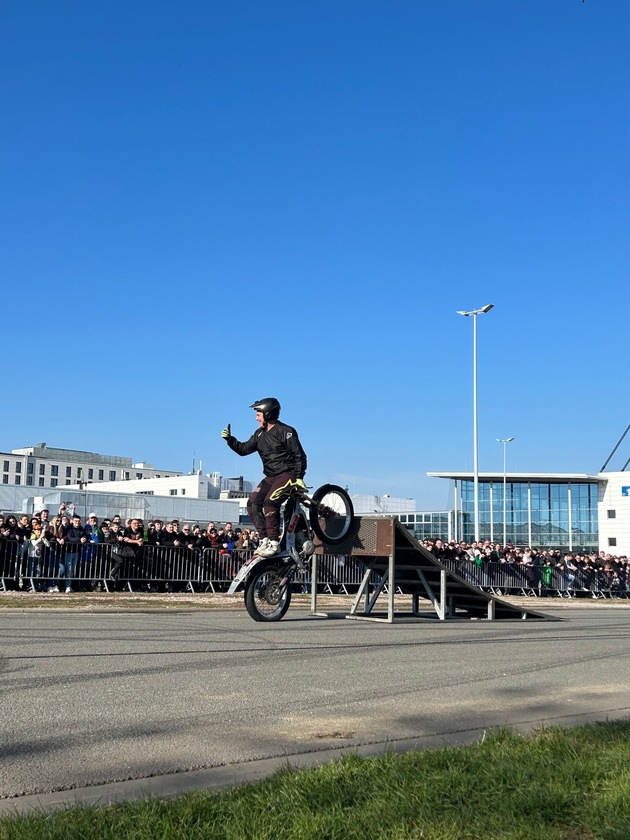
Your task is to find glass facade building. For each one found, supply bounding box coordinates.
[397,511,453,542]
[428,473,599,551]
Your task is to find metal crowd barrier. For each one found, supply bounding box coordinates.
[0,543,261,592]
[442,560,629,600]
[0,542,377,594]
[0,542,627,599]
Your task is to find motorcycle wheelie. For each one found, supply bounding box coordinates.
[228,480,354,620]
[221,398,355,622]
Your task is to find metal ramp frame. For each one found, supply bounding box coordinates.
[310,516,556,623]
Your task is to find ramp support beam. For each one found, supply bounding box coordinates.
[310,516,553,623]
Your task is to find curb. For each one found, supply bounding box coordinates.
[2,709,630,817]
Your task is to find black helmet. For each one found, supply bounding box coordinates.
[250,397,281,423]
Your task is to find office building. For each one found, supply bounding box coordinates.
[2,443,180,489]
[427,471,629,554]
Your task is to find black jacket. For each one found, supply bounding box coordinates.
[63,525,85,549]
[226,421,307,478]
[159,530,179,547]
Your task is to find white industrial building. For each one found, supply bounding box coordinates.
[350,493,416,515]
[597,472,630,555]
[2,443,180,489]
[75,473,216,499]
[24,487,242,528]
[0,444,248,524]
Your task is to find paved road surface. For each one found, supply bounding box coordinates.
[1,606,629,812]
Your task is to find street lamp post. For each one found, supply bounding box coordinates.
[496,437,515,547]
[457,303,494,542]
[77,479,90,519]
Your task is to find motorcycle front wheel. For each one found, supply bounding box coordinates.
[244,564,292,622]
[309,484,355,546]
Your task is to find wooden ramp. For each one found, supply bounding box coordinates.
[311,516,555,623]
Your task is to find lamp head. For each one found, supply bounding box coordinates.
[457,303,495,316]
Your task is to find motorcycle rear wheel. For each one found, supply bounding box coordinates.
[309,484,354,546]
[244,564,292,622]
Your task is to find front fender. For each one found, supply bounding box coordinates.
[226,554,266,595]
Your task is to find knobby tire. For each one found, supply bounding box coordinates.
[309,484,354,546]
[244,563,292,622]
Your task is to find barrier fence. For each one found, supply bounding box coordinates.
[0,541,627,599]
[441,560,628,600]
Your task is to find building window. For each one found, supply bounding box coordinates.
[109,471,116,481]
[51,478,58,487]
[38,477,45,487]
[15,476,21,485]
[88,469,94,479]
[607,510,616,519]
[136,472,143,480]
[98,470,104,480]
[125,472,130,480]
[2,475,8,484]
[66,466,72,478]
[170,489,177,495]
[77,468,82,478]
[39,464,45,475]
[26,476,33,486]
[27,462,34,474]
[15,462,22,473]
[2,461,8,472]
[65,479,71,485]
[181,489,186,496]
[608,537,617,547]
[51,465,59,476]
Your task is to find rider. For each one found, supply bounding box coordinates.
[221,398,307,557]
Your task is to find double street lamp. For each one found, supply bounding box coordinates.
[457,303,494,542]
[496,437,515,547]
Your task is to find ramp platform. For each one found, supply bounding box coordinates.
[311,516,555,623]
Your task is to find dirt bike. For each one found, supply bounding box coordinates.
[227,483,354,622]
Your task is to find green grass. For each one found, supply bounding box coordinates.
[2,721,630,839]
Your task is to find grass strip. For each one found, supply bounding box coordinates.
[1,720,629,839]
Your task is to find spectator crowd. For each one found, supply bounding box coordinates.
[1,503,629,598]
[422,537,629,597]
[0,503,261,593]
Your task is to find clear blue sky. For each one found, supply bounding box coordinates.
[2,1,628,509]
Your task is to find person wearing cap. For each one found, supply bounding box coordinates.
[147,520,164,546]
[84,514,101,543]
[201,526,221,548]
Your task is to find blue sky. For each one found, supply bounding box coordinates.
[2,1,628,509]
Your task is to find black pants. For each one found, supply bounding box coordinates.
[247,472,295,540]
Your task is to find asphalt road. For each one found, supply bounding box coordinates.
[1,606,630,812]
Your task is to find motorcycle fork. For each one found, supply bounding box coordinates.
[282,498,303,556]
[278,565,298,588]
